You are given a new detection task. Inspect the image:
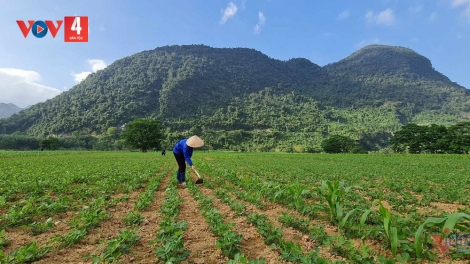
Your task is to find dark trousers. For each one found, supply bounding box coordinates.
[173,152,186,173]
[173,152,186,183]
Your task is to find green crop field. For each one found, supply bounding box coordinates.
[0,151,469,263]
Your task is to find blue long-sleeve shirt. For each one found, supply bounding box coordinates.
[173,139,194,166]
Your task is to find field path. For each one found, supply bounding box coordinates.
[176,185,226,264]
[197,184,286,263]
[120,167,172,263]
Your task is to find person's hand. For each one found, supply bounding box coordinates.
[191,165,196,170]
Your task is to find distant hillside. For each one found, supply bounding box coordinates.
[0,103,22,119]
[323,45,469,111]
[0,44,469,151]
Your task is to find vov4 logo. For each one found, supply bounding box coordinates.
[432,227,470,254]
[16,16,88,42]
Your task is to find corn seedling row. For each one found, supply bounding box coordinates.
[186,178,247,260]
[151,173,190,263]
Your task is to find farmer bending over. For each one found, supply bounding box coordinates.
[173,135,204,187]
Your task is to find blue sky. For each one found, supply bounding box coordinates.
[0,0,469,107]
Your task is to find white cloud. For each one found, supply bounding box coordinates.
[376,9,395,25]
[220,2,238,24]
[71,71,91,82]
[337,10,350,20]
[452,0,470,20]
[88,59,107,72]
[71,59,107,83]
[355,38,379,49]
[241,0,246,10]
[365,9,395,26]
[259,12,266,26]
[253,24,261,34]
[0,68,61,107]
[253,11,266,34]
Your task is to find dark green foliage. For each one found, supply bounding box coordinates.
[324,45,469,111]
[321,135,364,153]
[0,134,39,150]
[390,122,470,153]
[447,122,470,154]
[120,118,163,152]
[57,135,98,150]
[40,137,59,150]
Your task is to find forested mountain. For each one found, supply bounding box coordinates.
[0,103,22,119]
[324,45,470,113]
[1,44,469,151]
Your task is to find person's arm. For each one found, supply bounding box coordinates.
[183,144,193,166]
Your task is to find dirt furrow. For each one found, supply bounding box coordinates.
[3,163,170,257]
[177,186,226,264]
[192,173,321,250]
[34,192,139,263]
[120,168,172,263]
[197,185,286,264]
[34,168,169,264]
[2,210,76,255]
[192,172,347,261]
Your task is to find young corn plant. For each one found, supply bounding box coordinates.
[22,217,54,236]
[121,211,145,227]
[375,202,413,258]
[325,235,375,263]
[214,189,246,216]
[52,226,88,249]
[188,181,242,258]
[277,211,310,234]
[319,180,358,230]
[134,191,153,211]
[153,177,190,263]
[378,202,399,256]
[414,212,470,260]
[247,213,283,246]
[0,229,10,248]
[86,229,141,263]
[227,253,266,264]
[247,212,327,263]
[0,241,51,263]
[154,228,190,263]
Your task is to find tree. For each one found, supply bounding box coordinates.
[121,118,163,152]
[389,123,427,153]
[423,124,449,153]
[447,122,470,154]
[40,137,59,150]
[321,135,362,153]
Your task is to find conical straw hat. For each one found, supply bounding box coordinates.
[186,135,204,148]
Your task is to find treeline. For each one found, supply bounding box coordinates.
[0,129,124,151]
[390,122,470,154]
[2,121,470,154]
